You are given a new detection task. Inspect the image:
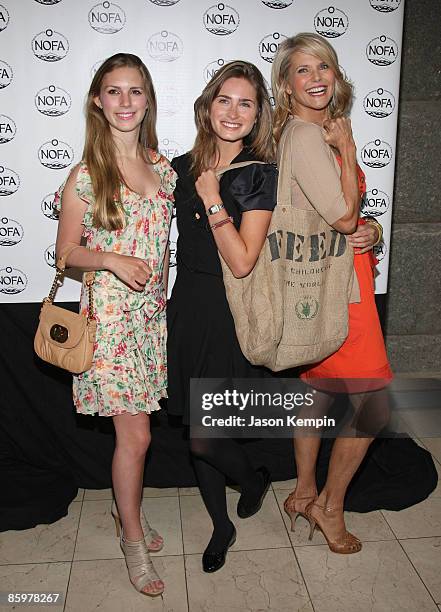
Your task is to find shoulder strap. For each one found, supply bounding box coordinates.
[215,160,267,178]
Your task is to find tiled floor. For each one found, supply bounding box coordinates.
[1,439,440,612]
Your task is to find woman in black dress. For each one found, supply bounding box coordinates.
[167,61,277,572]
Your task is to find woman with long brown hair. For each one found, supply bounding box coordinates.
[54,53,176,596]
[167,60,276,572]
[272,33,391,554]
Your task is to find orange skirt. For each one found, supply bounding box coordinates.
[300,250,393,394]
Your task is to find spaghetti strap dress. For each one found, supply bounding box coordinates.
[54,153,176,416]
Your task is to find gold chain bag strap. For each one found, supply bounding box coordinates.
[34,245,97,374]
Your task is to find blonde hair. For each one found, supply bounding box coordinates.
[191,60,274,176]
[83,53,158,231]
[271,33,353,143]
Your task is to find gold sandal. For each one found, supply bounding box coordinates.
[120,530,164,597]
[283,492,317,532]
[111,500,163,552]
[305,501,362,554]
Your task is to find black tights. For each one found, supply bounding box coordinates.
[190,437,262,551]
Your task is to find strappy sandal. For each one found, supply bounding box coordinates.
[120,530,164,597]
[283,491,317,532]
[305,501,362,554]
[111,500,164,552]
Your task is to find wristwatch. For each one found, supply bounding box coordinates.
[206,203,225,216]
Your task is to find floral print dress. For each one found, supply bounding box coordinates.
[55,153,176,416]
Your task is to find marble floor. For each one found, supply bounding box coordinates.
[1,437,440,612]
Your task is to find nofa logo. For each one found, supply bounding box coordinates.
[0,60,13,89]
[158,138,183,160]
[32,29,69,62]
[314,6,349,38]
[35,85,72,116]
[203,58,228,83]
[169,239,177,267]
[91,58,105,77]
[363,88,395,118]
[38,139,74,169]
[361,139,392,168]
[370,0,402,12]
[261,0,293,8]
[0,115,16,144]
[362,189,390,217]
[88,2,126,34]
[147,31,183,62]
[0,217,23,247]
[259,32,287,63]
[34,0,63,4]
[157,84,180,117]
[41,192,59,220]
[0,4,10,32]
[366,35,398,66]
[0,166,20,196]
[148,0,181,5]
[44,244,57,268]
[373,240,387,262]
[0,266,28,295]
[203,3,239,36]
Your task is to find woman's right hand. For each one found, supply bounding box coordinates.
[323,117,355,154]
[105,252,152,291]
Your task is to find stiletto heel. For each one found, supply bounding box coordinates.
[120,528,164,597]
[283,491,317,533]
[111,500,164,552]
[305,501,362,554]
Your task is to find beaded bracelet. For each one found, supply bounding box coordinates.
[210,216,234,231]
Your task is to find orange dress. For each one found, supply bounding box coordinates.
[300,162,393,393]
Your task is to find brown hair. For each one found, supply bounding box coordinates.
[191,60,274,176]
[271,33,353,143]
[83,53,158,231]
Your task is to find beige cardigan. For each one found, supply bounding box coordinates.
[277,116,360,303]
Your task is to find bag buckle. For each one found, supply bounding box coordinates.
[50,324,69,343]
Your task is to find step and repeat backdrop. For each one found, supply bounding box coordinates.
[0,0,404,302]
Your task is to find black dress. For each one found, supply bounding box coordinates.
[167,150,277,423]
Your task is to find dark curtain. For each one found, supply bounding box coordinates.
[0,300,437,531]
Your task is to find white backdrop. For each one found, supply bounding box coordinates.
[0,0,404,302]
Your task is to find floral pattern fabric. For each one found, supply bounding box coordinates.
[54,153,176,416]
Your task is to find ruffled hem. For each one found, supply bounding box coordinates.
[73,386,167,417]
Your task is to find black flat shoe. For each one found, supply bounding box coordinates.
[202,527,237,573]
[237,466,271,519]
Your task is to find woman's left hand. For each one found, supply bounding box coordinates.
[348,221,379,253]
[195,170,221,208]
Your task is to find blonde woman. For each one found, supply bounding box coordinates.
[54,54,176,595]
[271,34,391,553]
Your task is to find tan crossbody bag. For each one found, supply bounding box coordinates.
[34,245,96,374]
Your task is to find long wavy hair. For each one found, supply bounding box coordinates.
[271,33,353,143]
[83,53,158,231]
[191,60,274,176]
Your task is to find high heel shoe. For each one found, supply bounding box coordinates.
[305,501,362,554]
[120,529,164,597]
[283,491,317,532]
[111,500,163,552]
[202,525,237,573]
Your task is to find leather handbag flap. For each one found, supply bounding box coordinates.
[39,302,89,349]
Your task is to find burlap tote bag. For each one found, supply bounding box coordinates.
[217,121,354,371]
